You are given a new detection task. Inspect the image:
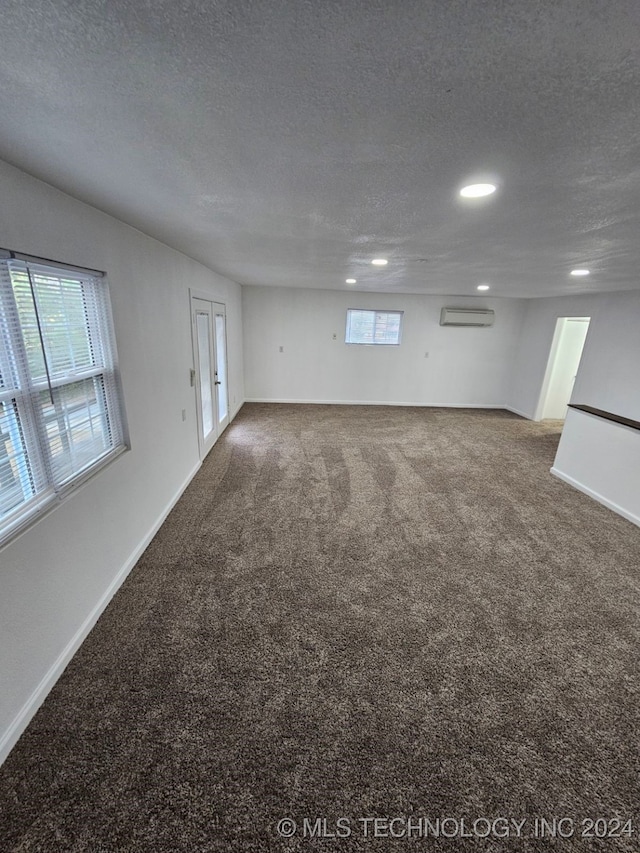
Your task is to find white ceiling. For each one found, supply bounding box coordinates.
[0,0,639,298]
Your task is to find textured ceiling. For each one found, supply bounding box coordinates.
[0,0,639,297]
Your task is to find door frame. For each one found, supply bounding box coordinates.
[189,290,230,459]
[534,316,590,421]
[213,302,230,433]
[191,297,217,458]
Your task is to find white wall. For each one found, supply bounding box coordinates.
[243,286,526,406]
[0,160,244,762]
[508,290,640,421]
[570,290,640,422]
[553,289,640,526]
[509,290,640,526]
[507,294,603,420]
[552,407,640,526]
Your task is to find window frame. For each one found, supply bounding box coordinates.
[345,308,404,346]
[0,250,128,547]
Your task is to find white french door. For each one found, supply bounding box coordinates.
[191,297,229,458]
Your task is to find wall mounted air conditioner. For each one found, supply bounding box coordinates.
[440,308,495,327]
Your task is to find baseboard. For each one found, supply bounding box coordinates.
[230,399,244,420]
[0,460,202,767]
[504,406,534,420]
[245,398,508,408]
[550,467,640,528]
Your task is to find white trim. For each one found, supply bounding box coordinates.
[245,398,509,408]
[230,399,244,420]
[550,466,640,529]
[504,405,534,420]
[0,460,201,767]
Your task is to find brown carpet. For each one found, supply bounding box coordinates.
[1,404,639,852]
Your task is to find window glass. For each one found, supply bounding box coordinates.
[0,254,126,544]
[345,309,403,345]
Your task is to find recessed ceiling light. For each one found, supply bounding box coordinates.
[570,269,590,276]
[460,183,497,198]
[371,258,388,266]
[477,284,490,291]
[346,278,356,284]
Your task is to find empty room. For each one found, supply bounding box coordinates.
[0,1,639,851]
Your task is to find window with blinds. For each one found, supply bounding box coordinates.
[345,309,403,345]
[0,252,126,545]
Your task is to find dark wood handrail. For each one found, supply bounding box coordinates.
[568,404,640,433]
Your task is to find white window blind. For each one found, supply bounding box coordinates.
[0,253,126,544]
[345,309,403,345]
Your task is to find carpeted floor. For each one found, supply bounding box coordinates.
[1,404,638,852]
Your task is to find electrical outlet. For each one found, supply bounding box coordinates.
[332,333,337,340]
[279,346,284,353]
[181,409,187,421]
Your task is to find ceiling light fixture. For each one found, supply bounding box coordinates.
[346,278,356,284]
[477,284,490,291]
[459,183,497,198]
[371,258,388,266]
[460,184,496,198]
[570,269,590,276]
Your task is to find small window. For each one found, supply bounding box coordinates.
[345,309,403,345]
[0,251,127,546]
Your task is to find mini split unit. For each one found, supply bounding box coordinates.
[440,308,495,327]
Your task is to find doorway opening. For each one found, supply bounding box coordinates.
[536,317,590,421]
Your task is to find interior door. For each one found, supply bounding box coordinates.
[191,297,230,458]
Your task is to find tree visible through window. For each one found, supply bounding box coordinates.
[345,309,403,345]
[0,252,126,544]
